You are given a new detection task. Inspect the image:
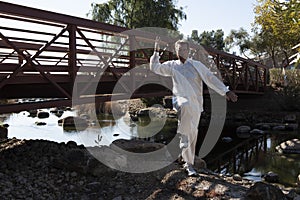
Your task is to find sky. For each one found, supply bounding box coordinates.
[1,0,257,38]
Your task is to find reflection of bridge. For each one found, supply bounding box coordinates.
[0,2,269,113]
[205,135,267,174]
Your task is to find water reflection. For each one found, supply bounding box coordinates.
[5,110,76,142]
[3,109,177,147]
[252,149,300,186]
[206,132,300,187]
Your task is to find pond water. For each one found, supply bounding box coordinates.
[2,108,177,147]
[2,109,300,186]
[243,133,300,186]
[205,131,300,186]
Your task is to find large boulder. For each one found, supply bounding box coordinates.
[262,171,279,183]
[276,138,300,154]
[58,116,88,131]
[284,114,297,123]
[28,110,38,117]
[0,125,8,140]
[250,129,265,135]
[245,182,287,200]
[50,108,64,117]
[37,110,50,119]
[255,123,272,130]
[236,126,251,139]
[97,101,126,117]
[136,106,167,119]
[111,139,165,153]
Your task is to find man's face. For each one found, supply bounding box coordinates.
[176,43,189,61]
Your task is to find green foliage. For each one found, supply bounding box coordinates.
[270,68,300,111]
[276,84,300,111]
[269,68,300,86]
[225,28,251,57]
[190,29,225,50]
[269,68,284,86]
[88,0,186,30]
[253,0,300,67]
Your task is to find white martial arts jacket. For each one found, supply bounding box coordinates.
[150,53,229,112]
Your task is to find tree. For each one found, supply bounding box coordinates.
[253,0,300,68]
[225,28,252,58]
[190,29,225,50]
[88,0,186,30]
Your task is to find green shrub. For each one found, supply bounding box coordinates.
[269,68,300,86]
[269,68,283,86]
[270,68,300,111]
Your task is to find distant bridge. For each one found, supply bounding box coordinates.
[0,2,268,114]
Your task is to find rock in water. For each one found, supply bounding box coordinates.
[236,126,251,139]
[37,111,50,119]
[58,116,88,131]
[276,138,300,154]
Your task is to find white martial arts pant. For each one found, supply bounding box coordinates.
[174,98,201,165]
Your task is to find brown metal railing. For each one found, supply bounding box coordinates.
[0,2,268,113]
[198,46,268,94]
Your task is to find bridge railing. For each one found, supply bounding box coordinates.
[0,2,268,113]
[191,46,268,94]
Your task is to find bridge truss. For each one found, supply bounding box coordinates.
[0,2,268,113]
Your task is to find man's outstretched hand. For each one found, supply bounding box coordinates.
[226,91,238,102]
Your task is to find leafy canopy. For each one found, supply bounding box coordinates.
[253,0,300,67]
[190,29,225,51]
[88,0,187,30]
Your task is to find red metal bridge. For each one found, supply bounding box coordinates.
[0,2,268,114]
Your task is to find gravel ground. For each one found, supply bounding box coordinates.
[0,138,261,200]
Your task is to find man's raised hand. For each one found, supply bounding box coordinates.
[154,36,161,52]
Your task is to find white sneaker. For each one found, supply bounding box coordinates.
[183,163,197,176]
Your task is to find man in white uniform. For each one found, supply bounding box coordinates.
[150,38,238,176]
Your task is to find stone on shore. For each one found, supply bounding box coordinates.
[245,182,287,200]
[0,138,298,199]
[111,139,165,153]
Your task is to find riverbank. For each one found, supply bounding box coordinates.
[1,95,300,199]
[0,137,299,199]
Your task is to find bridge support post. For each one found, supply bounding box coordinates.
[68,25,77,95]
[232,59,237,90]
[129,35,136,69]
[244,62,249,91]
[255,66,259,92]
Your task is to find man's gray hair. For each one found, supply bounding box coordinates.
[175,39,190,50]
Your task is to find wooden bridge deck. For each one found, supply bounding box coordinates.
[0,2,269,113]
